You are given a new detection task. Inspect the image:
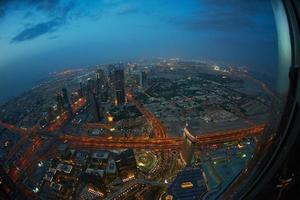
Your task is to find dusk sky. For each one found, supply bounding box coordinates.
[0,0,277,102]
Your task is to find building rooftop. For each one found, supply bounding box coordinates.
[91,151,109,160]
[57,163,73,174]
[168,167,207,200]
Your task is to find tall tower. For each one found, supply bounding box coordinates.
[140,71,147,88]
[114,68,126,105]
[87,78,102,122]
[47,107,55,123]
[79,82,85,97]
[56,93,65,114]
[96,68,104,96]
[62,88,73,116]
[181,126,196,166]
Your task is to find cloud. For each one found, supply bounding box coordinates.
[163,0,272,33]
[11,19,63,43]
[0,0,61,19]
[26,0,60,11]
[116,5,138,15]
[10,1,76,43]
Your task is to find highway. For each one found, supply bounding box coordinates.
[57,124,264,150]
[83,122,113,130]
[127,92,167,138]
[59,134,182,150]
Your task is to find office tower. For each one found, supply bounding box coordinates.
[115,149,137,181]
[101,82,109,102]
[114,68,126,105]
[86,78,103,122]
[79,82,85,97]
[87,78,95,94]
[140,71,147,88]
[91,91,103,122]
[181,127,196,166]
[56,93,65,114]
[62,88,73,116]
[96,68,105,97]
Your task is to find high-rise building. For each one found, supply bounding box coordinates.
[113,68,125,105]
[62,88,73,116]
[96,68,105,99]
[87,78,103,122]
[96,69,104,96]
[114,148,137,181]
[87,78,95,94]
[79,82,85,97]
[182,127,196,166]
[140,71,147,88]
[91,91,103,122]
[56,93,65,114]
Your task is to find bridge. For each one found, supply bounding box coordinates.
[58,124,264,150]
[58,135,182,150]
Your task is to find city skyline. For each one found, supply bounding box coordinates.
[0,60,271,199]
[0,0,277,103]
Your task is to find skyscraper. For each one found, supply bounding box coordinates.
[56,93,65,114]
[62,88,73,116]
[87,78,103,122]
[140,71,147,88]
[79,82,85,97]
[96,68,104,96]
[113,68,125,105]
[182,127,196,166]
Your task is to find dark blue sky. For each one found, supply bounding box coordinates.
[0,0,277,102]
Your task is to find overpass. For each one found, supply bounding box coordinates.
[58,124,265,150]
[59,134,182,150]
[127,92,167,138]
[195,124,265,145]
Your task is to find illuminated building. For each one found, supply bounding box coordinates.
[113,68,126,105]
[87,78,103,122]
[115,149,137,180]
[181,126,196,166]
[140,71,147,88]
[47,107,55,123]
[56,93,65,114]
[79,82,85,97]
[167,167,207,200]
[62,88,73,116]
[96,68,104,96]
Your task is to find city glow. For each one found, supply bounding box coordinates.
[107,116,114,122]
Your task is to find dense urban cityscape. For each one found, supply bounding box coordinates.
[0,58,273,199]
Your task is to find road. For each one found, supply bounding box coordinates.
[127,92,167,138]
[58,124,264,150]
[59,134,182,150]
